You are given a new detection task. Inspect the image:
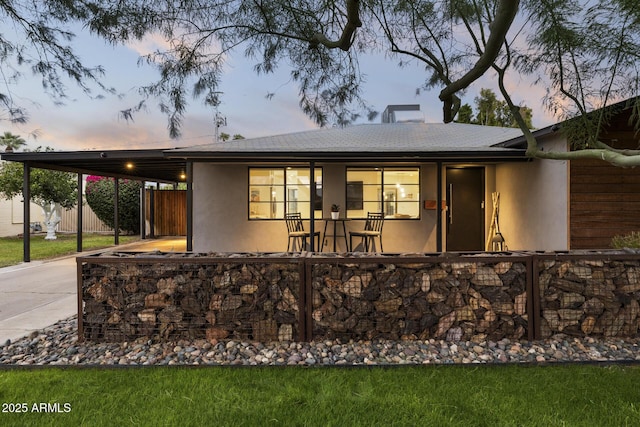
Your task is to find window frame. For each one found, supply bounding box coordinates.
[248,166,323,220]
[345,166,421,220]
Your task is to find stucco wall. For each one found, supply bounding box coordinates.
[495,136,569,251]
[0,197,45,237]
[193,163,440,253]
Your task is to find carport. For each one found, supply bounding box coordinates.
[0,149,192,262]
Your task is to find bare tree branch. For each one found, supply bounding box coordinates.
[439,0,519,122]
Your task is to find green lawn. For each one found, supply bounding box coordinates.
[0,234,139,267]
[0,364,639,426]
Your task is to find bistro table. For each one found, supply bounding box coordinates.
[321,217,351,252]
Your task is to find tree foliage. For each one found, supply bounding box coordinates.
[85,176,141,234]
[0,132,27,152]
[3,1,640,166]
[456,89,533,129]
[0,1,114,124]
[0,148,76,209]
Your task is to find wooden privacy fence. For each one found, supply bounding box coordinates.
[58,204,112,233]
[77,250,640,343]
[146,189,187,236]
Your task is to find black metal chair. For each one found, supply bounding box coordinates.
[349,212,384,252]
[285,212,320,252]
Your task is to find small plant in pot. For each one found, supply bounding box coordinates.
[331,204,340,219]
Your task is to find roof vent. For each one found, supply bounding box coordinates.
[381,104,424,123]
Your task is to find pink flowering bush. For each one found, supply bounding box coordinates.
[85,176,142,234]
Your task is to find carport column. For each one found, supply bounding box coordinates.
[186,161,193,251]
[23,162,31,262]
[437,162,443,252]
[77,173,83,252]
[114,178,119,245]
[309,161,316,251]
[140,182,146,240]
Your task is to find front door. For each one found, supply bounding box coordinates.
[446,167,485,251]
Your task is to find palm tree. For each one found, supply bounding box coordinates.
[0,132,27,152]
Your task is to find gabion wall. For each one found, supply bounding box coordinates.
[309,256,531,342]
[536,254,640,338]
[79,250,640,343]
[80,254,304,342]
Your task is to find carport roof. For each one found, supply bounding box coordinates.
[0,149,188,183]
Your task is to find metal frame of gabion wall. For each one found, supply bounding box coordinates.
[77,253,305,342]
[534,251,640,339]
[307,253,533,342]
[78,250,640,343]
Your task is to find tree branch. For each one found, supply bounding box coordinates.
[439,0,519,122]
[309,0,361,51]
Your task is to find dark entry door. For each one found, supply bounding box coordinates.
[446,167,484,251]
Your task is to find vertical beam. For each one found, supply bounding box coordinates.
[23,162,31,262]
[186,162,193,251]
[149,188,155,238]
[77,173,83,252]
[309,161,316,251]
[76,259,85,342]
[114,178,120,245]
[436,162,443,252]
[140,183,146,240]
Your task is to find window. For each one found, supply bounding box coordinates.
[346,167,420,218]
[249,168,322,219]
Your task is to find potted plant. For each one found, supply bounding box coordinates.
[331,204,340,219]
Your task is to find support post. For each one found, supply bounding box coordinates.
[23,162,31,262]
[149,188,155,238]
[186,162,193,251]
[114,178,119,245]
[77,173,83,252]
[436,162,443,252]
[309,161,316,252]
[140,184,146,240]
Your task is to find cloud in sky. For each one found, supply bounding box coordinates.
[3,23,560,152]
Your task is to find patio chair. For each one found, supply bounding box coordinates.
[285,212,320,252]
[349,212,384,252]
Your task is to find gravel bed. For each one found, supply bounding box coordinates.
[2,316,640,366]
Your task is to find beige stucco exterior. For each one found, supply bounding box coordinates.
[494,135,569,251]
[0,197,45,237]
[193,162,442,253]
[192,132,569,253]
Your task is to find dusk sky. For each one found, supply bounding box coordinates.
[3,24,558,152]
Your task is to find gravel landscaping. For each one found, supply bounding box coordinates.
[2,316,640,366]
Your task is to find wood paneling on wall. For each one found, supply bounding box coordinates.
[570,108,640,249]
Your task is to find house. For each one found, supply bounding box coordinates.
[0,197,45,237]
[3,102,639,258]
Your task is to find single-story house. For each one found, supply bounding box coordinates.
[3,102,639,258]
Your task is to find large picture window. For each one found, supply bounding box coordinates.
[249,168,322,219]
[346,167,420,219]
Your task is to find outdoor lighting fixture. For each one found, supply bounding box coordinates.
[125,162,134,170]
[180,172,187,180]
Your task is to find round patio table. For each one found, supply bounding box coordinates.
[321,218,351,252]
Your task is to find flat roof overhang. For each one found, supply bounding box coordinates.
[164,149,529,163]
[1,149,188,183]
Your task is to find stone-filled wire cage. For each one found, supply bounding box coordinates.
[78,250,640,343]
[79,253,305,343]
[308,254,532,342]
[535,253,640,339]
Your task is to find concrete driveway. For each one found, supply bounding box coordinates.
[0,237,186,344]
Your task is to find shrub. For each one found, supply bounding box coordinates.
[86,176,142,234]
[611,231,640,249]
